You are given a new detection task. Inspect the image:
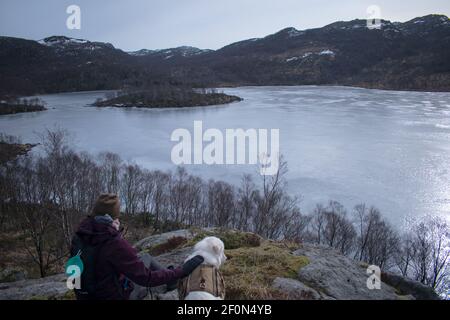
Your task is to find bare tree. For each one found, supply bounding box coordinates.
[253,158,299,239]
[98,152,122,193]
[352,204,398,268]
[167,167,203,226]
[138,170,155,226]
[309,201,356,255]
[428,217,449,290]
[395,233,415,277]
[409,217,449,291]
[234,174,257,231]
[34,129,86,250]
[208,180,235,228]
[282,209,311,243]
[327,202,355,254]
[151,170,170,231]
[18,204,66,277]
[120,163,143,215]
[310,203,326,245]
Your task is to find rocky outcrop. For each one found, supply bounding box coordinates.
[0,142,37,164]
[288,244,440,300]
[272,277,325,300]
[381,271,440,300]
[134,229,194,252]
[0,268,28,283]
[292,244,399,300]
[0,229,440,300]
[0,274,68,300]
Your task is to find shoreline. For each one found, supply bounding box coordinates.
[17,84,450,99]
[89,98,243,112]
[214,84,450,94]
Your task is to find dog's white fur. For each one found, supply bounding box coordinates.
[183,236,227,300]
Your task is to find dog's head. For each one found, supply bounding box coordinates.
[191,236,227,268]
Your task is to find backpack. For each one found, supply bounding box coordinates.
[178,265,225,299]
[69,234,123,300]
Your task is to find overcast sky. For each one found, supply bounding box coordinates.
[1,0,449,51]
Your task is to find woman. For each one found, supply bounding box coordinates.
[70,193,203,300]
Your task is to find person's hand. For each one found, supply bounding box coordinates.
[181,255,204,277]
[112,219,120,231]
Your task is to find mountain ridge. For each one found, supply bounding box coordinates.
[1,14,449,95]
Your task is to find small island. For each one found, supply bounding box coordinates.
[93,85,243,109]
[0,96,47,115]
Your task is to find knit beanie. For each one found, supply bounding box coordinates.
[92,193,121,219]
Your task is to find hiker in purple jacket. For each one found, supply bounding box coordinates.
[71,193,203,300]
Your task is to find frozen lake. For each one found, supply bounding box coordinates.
[1,86,450,226]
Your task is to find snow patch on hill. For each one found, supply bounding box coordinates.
[128,46,212,58]
[38,36,88,46]
[319,50,335,56]
[38,36,114,53]
[285,50,335,63]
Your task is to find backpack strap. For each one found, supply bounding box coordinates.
[216,267,226,299]
[71,233,120,300]
[178,274,189,300]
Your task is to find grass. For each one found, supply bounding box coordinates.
[61,290,76,300]
[147,228,308,300]
[186,228,262,249]
[221,241,309,299]
[29,290,75,300]
[13,226,308,300]
[0,230,42,279]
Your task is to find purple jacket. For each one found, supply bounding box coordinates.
[73,217,184,300]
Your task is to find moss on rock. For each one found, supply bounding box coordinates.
[221,241,309,299]
[28,289,75,300]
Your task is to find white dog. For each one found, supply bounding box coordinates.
[181,236,227,300]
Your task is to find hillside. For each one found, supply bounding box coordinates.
[0,14,449,95]
[0,229,439,300]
